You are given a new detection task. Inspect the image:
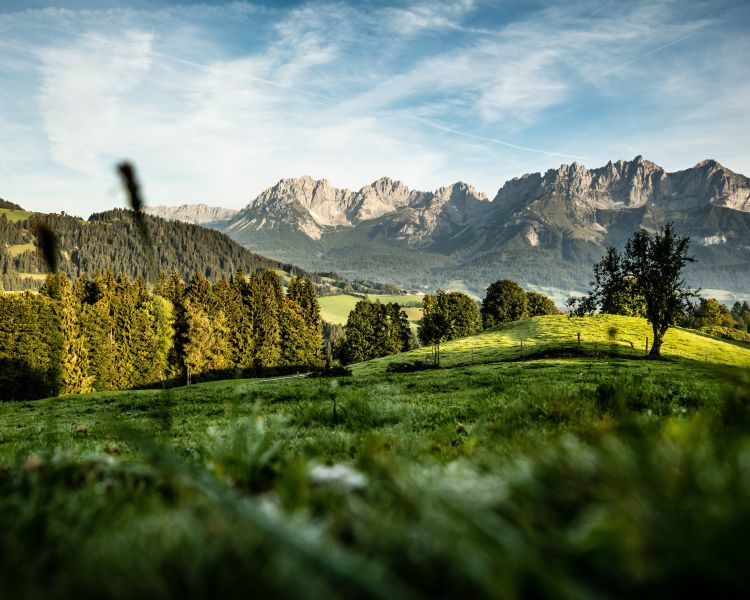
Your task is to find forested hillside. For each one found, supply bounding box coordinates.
[0,198,23,210]
[0,209,301,291]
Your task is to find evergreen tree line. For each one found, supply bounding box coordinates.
[0,270,323,401]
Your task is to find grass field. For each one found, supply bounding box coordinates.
[1,314,749,596]
[6,242,35,257]
[319,292,423,325]
[0,208,32,222]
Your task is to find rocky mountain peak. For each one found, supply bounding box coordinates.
[347,177,412,223]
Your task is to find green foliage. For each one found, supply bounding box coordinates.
[698,326,750,344]
[526,290,559,317]
[44,274,94,396]
[419,290,482,365]
[731,301,750,331]
[0,293,62,400]
[687,298,735,329]
[420,290,481,342]
[251,271,282,368]
[342,299,412,364]
[183,299,231,379]
[279,300,323,368]
[481,279,528,327]
[2,267,328,399]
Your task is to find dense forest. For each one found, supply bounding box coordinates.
[0,209,303,291]
[0,270,323,401]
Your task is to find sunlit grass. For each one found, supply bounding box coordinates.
[0,208,32,222]
[352,314,750,375]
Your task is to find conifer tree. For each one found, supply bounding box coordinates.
[50,274,94,395]
[279,300,323,367]
[183,299,231,380]
[251,272,282,367]
[217,275,254,369]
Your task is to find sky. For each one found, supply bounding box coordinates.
[0,0,749,217]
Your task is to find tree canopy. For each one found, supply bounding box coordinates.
[481,280,528,328]
[418,290,482,365]
[341,300,412,365]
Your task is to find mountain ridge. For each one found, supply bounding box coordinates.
[139,157,750,298]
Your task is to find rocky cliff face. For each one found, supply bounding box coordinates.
[226,176,488,246]
[479,156,750,254]
[492,156,750,214]
[144,204,238,225]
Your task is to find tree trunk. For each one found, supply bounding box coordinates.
[649,325,665,358]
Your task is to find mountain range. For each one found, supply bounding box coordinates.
[127,157,750,300]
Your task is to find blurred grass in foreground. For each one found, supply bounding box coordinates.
[1,356,749,598]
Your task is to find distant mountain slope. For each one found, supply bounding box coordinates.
[0,198,23,211]
[218,158,750,298]
[0,209,301,291]
[143,204,238,226]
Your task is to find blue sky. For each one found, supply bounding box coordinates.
[1,0,749,216]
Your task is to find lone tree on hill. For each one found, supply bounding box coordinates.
[568,223,697,358]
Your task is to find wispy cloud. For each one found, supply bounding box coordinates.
[0,0,747,215]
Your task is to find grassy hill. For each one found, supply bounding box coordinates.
[353,314,750,375]
[1,314,749,596]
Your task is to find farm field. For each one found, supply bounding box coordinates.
[1,315,749,597]
[5,242,35,257]
[319,292,423,325]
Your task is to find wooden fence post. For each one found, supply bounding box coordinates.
[645,337,649,354]
[577,332,581,348]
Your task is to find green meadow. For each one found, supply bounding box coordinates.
[0,208,33,222]
[319,292,423,325]
[1,314,749,597]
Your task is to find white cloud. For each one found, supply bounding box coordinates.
[36,30,154,173]
[0,0,747,217]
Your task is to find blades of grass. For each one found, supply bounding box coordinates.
[120,427,416,600]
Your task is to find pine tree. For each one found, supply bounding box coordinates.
[251,272,282,367]
[183,299,230,380]
[217,275,254,369]
[55,274,94,395]
[279,300,323,367]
